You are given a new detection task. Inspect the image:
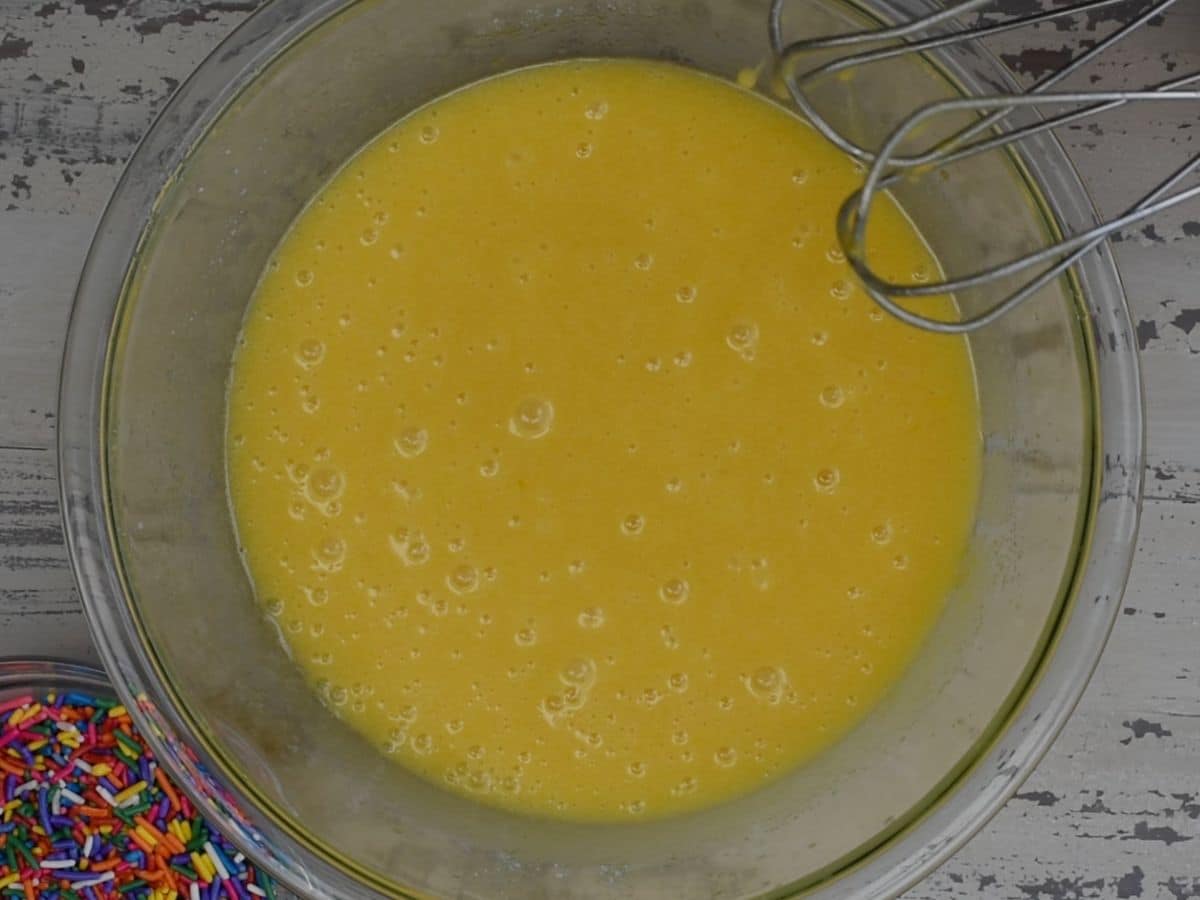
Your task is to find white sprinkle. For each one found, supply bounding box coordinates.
[234,853,245,865]
[119,793,141,809]
[13,780,37,796]
[41,859,77,870]
[96,785,118,807]
[205,842,231,881]
[247,886,267,897]
[190,884,201,900]
[61,788,85,806]
[74,760,92,774]
[52,792,62,816]
[83,835,94,858]
[76,873,116,889]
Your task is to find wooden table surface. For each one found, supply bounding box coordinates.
[1,1,1197,897]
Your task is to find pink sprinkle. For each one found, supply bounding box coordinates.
[0,695,34,716]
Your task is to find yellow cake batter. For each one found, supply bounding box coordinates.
[226,59,981,821]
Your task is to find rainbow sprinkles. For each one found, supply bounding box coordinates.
[0,692,275,900]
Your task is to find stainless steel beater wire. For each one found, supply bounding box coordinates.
[836,92,1200,333]
[915,70,1200,174]
[847,92,1200,294]
[861,69,1200,208]
[769,0,1181,167]
[841,151,1200,333]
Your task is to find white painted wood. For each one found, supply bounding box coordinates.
[0,1,1196,897]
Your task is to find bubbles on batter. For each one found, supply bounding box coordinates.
[295,339,325,369]
[302,588,331,609]
[575,142,594,159]
[419,124,440,144]
[479,458,500,478]
[670,776,698,797]
[819,385,845,409]
[659,578,689,606]
[871,522,893,545]
[814,467,840,493]
[584,101,609,120]
[713,746,738,768]
[620,514,645,537]
[394,427,429,459]
[539,656,597,727]
[509,397,555,440]
[577,606,606,629]
[659,624,680,650]
[744,665,790,705]
[311,537,347,573]
[410,733,434,756]
[514,626,538,648]
[294,269,314,288]
[676,285,697,304]
[726,320,759,361]
[446,564,480,595]
[633,253,654,271]
[830,279,852,300]
[390,528,432,567]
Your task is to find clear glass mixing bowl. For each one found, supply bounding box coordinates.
[58,0,1143,897]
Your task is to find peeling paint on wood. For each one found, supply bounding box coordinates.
[0,0,1198,898]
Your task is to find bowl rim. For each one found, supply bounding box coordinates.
[57,0,1145,897]
[0,657,113,696]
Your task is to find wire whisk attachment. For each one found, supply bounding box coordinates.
[769,0,1200,334]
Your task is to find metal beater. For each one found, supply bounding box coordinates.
[768,0,1200,333]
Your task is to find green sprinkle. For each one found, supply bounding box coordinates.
[14,838,37,868]
[118,879,147,893]
[262,870,277,900]
[124,799,153,817]
[113,730,142,755]
[171,864,199,880]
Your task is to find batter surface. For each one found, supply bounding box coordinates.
[227,59,981,821]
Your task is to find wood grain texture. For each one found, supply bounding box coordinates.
[0,1,1197,897]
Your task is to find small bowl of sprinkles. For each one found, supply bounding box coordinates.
[0,658,277,900]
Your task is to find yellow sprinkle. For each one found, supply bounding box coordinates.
[0,874,18,890]
[108,705,128,718]
[191,852,211,884]
[135,825,159,847]
[92,763,112,777]
[26,739,47,752]
[181,820,192,841]
[113,780,148,806]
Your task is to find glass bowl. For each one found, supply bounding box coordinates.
[0,659,114,706]
[58,0,1144,897]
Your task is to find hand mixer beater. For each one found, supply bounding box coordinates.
[768,0,1200,333]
